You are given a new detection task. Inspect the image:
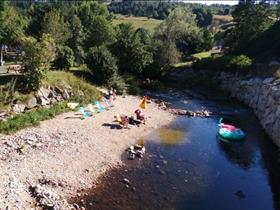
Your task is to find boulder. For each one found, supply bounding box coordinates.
[62,90,70,99]
[0,111,8,121]
[78,90,84,96]
[38,87,50,98]
[263,77,275,85]
[50,98,57,104]
[39,97,50,106]
[26,96,37,109]
[54,86,64,95]
[12,104,26,113]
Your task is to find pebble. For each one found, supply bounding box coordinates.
[73,203,79,209]
[122,178,130,185]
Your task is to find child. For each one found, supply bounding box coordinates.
[121,115,129,129]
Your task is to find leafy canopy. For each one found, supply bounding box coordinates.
[42,8,71,45]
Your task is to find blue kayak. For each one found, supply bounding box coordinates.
[218,118,246,141]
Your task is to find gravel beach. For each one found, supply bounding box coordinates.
[0,95,173,209]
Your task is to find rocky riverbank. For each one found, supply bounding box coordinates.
[218,72,280,146]
[0,95,174,209]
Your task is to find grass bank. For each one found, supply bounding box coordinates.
[0,71,101,134]
[44,71,101,104]
[0,102,69,134]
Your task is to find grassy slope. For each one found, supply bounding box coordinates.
[112,15,162,32]
[44,71,101,104]
[0,71,101,134]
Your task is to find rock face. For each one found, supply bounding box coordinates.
[218,72,280,146]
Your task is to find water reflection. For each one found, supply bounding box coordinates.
[218,140,255,169]
[157,127,186,146]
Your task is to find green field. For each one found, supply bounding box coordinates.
[113,15,162,32]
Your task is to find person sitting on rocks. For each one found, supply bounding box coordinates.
[134,109,146,124]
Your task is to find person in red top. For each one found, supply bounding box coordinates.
[134,109,146,124]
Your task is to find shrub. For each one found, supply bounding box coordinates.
[193,54,252,72]
[229,55,252,71]
[86,46,118,85]
[123,75,141,95]
[107,74,127,95]
[53,46,75,70]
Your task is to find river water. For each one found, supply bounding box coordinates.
[72,91,280,210]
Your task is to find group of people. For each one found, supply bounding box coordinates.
[113,96,147,129]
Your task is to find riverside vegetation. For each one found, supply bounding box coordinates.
[0,0,279,136]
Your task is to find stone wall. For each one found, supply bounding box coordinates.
[218,72,280,146]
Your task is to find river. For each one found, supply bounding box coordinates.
[72,90,280,210]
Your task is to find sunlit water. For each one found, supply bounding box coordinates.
[72,92,280,210]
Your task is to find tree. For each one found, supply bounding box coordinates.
[155,7,201,61]
[224,3,274,53]
[77,1,111,30]
[53,45,74,70]
[42,8,71,45]
[150,40,180,75]
[21,34,56,91]
[192,8,213,27]
[85,15,115,48]
[68,14,85,64]
[112,23,153,75]
[85,45,118,84]
[0,6,27,65]
[27,3,52,38]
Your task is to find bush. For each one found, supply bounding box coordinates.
[229,55,252,71]
[193,54,252,72]
[123,75,141,95]
[21,34,56,91]
[107,74,127,95]
[86,46,118,85]
[53,46,75,70]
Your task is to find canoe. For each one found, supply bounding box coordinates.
[218,118,246,140]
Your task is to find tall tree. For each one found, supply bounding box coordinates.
[77,1,111,31]
[27,3,52,38]
[112,23,153,75]
[155,7,202,61]
[68,14,85,64]
[85,15,115,48]
[42,8,71,45]
[224,3,274,53]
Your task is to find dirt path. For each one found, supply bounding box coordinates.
[0,95,174,209]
